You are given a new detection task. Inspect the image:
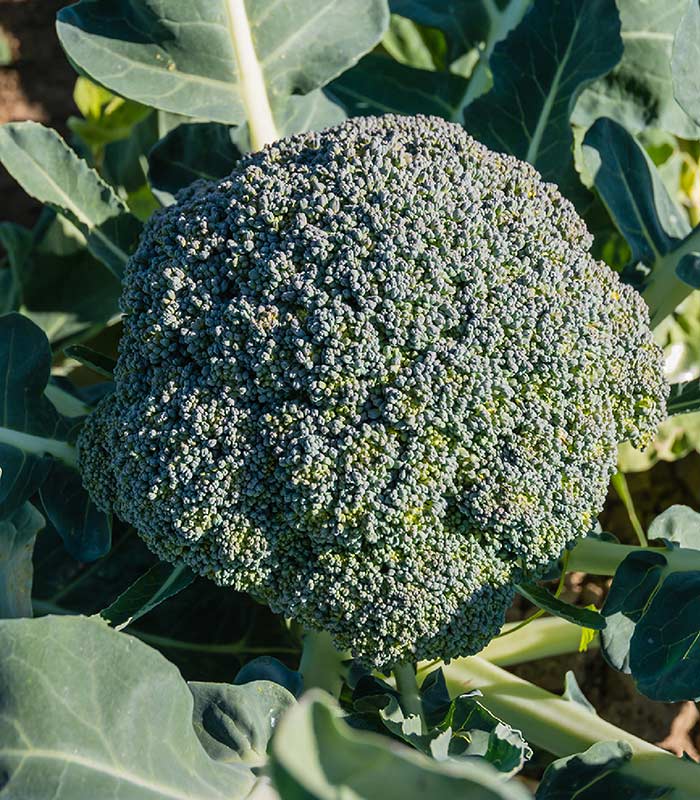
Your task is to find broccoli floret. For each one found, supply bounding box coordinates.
[78,114,667,668]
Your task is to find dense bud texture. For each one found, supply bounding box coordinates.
[78,114,667,668]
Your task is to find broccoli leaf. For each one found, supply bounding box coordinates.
[536,740,670,799]
[573,0,700,138]
[271,690,532,800]
[39,462,112,561]
[516,582,606,630]
[56,0,388,127]
[64,345,117,379]
[0,122,141,279]
[381,14,448,72]
[0,313,78,517]
[0,615,256,799]
[0,502,45,619]
[189,680,295,765]
[582,117,690,267]
[603,521,700,701]
[389,0,532,105]
[100,561,196,630]
[352,668,532,776]
[328,53,469,121]
[0,313,111,564]
[672,0,700,129]
[464,0,623,203]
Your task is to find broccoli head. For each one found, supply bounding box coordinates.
[78,114,667,668]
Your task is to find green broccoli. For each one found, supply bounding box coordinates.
[78,114,667,668]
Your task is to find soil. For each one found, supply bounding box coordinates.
[2,0,699,762]
[0,0,76,230]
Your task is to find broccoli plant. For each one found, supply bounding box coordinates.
[2,0,700,799]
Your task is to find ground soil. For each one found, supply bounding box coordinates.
[0,0,76,230]
[3,0,699,761]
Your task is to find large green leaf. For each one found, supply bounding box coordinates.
[328,53,469,121]
[582,117,690,266]
[573,0,700,137]
[271,691,532,799]
[57,0,388,131]
[463,0,622,201]
[0,122,140,278]
[0,615,255,799]
[189,680,295,765]
[536,741,669,799]
[39,462,112,562]
[672,0,700,129]
[0,313,77,517]
[0,313,111,563]
[603,530,700,701]
[0,503,45,619]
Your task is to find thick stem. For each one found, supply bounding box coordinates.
[440,656,699,794]
[225,0,278,150]
[567,536,700,576]
[643,234,700,329]
[298,629,348,698]
[393,662,426,730]
[477,617,598,666]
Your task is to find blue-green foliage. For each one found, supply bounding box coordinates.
[78,114,667,668]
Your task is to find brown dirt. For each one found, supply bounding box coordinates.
[0,0,77,230]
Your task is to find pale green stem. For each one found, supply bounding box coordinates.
[643,236,700,328]
[44,384,91,418]
[567,536,700,576]
[393,662,426,730]
[298,629,348,698]
[477,617,598,666]
[610,471,647,546]
[440,656,699,795]
[0,427,77,468]
[225,0,278,150]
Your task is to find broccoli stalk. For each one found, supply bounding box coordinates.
[440,655,699,795]
[393,662,427,731]
[642,232,700,328]
[299,629,348,697]
[224,0,278,150]
[475,616,597,666]
[568,535,700,576]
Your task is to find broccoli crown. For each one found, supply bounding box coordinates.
[78,114,667,668]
